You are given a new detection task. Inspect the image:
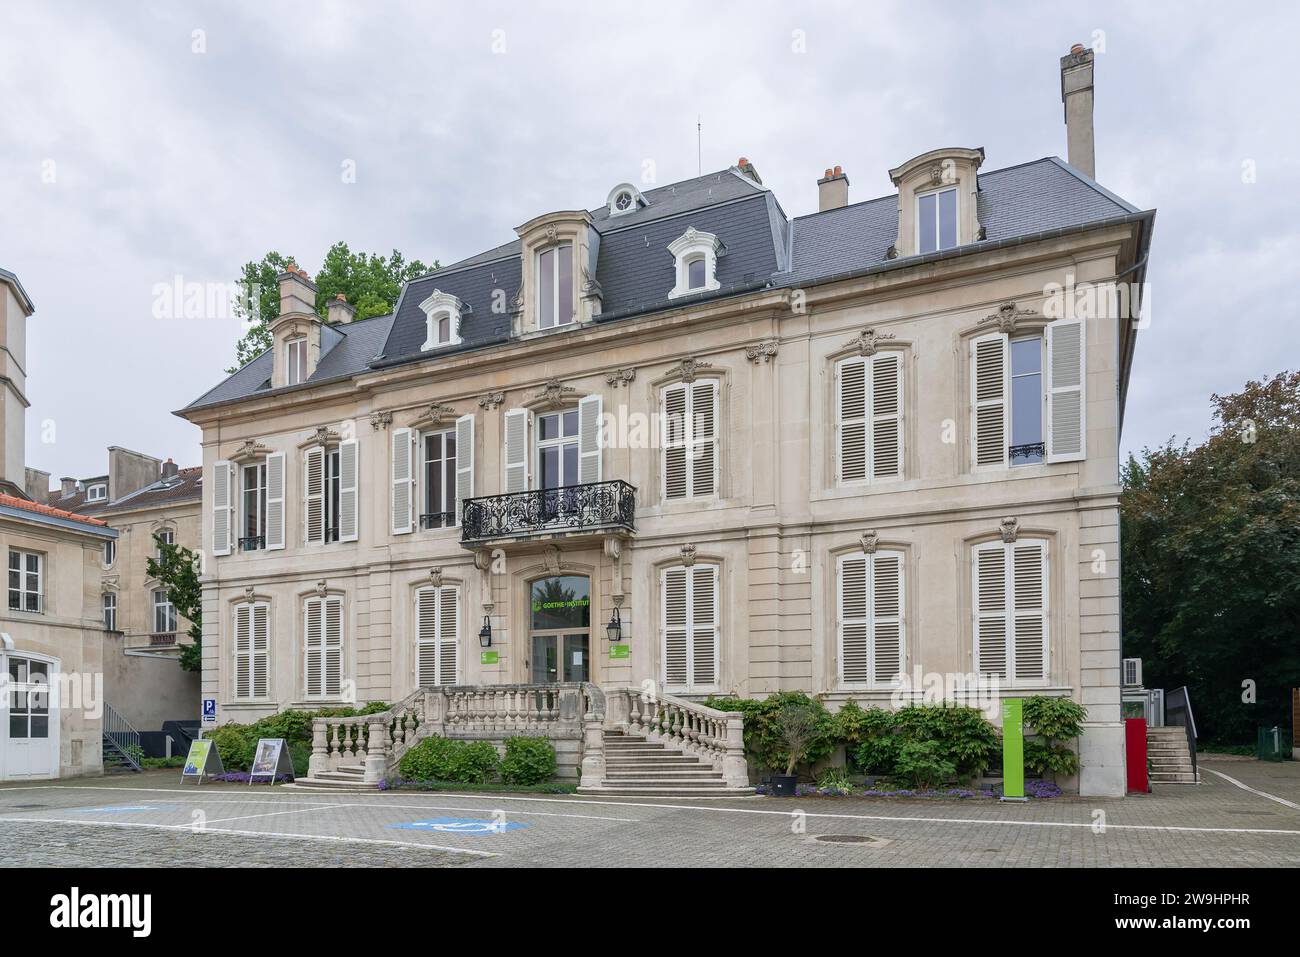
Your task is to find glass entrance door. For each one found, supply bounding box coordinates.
[530,632,589,683]
[528,575,591,684]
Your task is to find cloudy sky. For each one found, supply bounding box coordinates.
[2,0,1296,482]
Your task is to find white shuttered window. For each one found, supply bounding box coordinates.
[415,585,459,687]
[212,461,234,556]
[837,550,905,686]
[233,601,270,699]
[662,381,718,500]
[304,595,343,698]
[1046,319,1086,462]
[972,540,1048,682]
[661,563,719,692]
[836,353,903,484]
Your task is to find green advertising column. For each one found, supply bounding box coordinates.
[1001,698,1026,802]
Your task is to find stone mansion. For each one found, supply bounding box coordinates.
[178,47,1153,795]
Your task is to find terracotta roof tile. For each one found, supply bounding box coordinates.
[0,492,109,526]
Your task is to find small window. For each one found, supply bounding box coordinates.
[7,550,43,613]
[103,539,116,567]
[421,429,457,529]
[103,592,117,631]
[86,484,107,502]
[324,446,341,542]
[687,257,706,290]
[285,336,308,386]
[667,228,721,299]
[917,187,957,254]
[155,528,175,559]
[153,588,177,634]
[241,462,268,549]
[1009,337,1045,465]
[538,244,574,329]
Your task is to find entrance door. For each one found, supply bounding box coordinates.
[2,655,57,780]
[528,575,591,684]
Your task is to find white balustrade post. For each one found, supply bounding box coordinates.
[721,713,749,788]
[364,717,388,785]
[579,709,607,789]
[309,717,329,777]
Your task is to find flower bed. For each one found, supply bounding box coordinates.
[378,777,576,794]
[756,779,1063,799]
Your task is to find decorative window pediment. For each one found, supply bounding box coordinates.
[420,290,466,351]
[667,228,723,300]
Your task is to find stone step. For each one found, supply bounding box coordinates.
[577,786,756,798]
[593,777,730,788]
[289,777,378,790]
[605,760,715,770]
[606,770,723,780]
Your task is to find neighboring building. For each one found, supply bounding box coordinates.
[45,451,203,734]
[0,268,112,780]
[177,47,1151,795]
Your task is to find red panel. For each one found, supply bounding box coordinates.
[1125,717,1149,794]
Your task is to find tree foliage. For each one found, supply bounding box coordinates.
[228,243,435,372]
[146,533,203,672]
[1121,371,1300,743]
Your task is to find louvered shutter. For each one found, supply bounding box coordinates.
[662,385,688,500]
[324,596,343,696]
[838,555,869,683]
[690,382,717,496]
[1046,319,1086,462]
[872,552,904,683]
[871,354,903,480]
[503,409,529,493]
[837,359,867,483]
[437,585,459,686]
[690,564,718,687]
[233,602,251,697]
[455,414,474,525]
[578,394,602,484]
[251,602,270,698]
[304,446,325,545]
[416,587,438,688]
[265,452,286,550]
[971,333,1009,469]
[391,428,413,534]
[304,597,323,697]
[973,544,1008,678]
[1012,542,1048,680]
[338,439,358,542]
[662,567,689,686]
[212,460,232,556]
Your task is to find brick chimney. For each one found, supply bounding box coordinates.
[327,292,356,325]
[1060,43,1096,178]
[735,156,762,185]
[59,476,77,498]
[277,263,317,318]
[161,458,179,480]
[818,165,849,211]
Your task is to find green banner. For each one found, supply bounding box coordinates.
[1002,698,1025,799]
[608,644,630,659]
[480,650,499,665]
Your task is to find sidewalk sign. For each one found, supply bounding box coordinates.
[201,697,218,726]
[181,738,223,785]
[1000,698,1027,802]
[249,738,295,785]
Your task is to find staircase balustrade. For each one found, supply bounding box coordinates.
[602,687,748,789]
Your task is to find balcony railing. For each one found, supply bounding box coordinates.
[150,633,177,647]
[239,535,265,552]
[461,480,636,544]
[6,593,44,614]
[420,511,455,530]
[1009,442,1046,465]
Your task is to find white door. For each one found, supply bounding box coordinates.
[2,655,59,780]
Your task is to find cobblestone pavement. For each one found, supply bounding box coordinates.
[1,764,1298,867]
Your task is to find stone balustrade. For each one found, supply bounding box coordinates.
[603,687,749,788]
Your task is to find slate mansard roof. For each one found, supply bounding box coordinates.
[183,157,1150,413]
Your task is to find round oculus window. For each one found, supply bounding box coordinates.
[615,191,633,211]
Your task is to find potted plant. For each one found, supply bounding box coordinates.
[770,703,820,796]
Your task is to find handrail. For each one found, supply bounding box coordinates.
[460,479,636,543]
[103,702,143,772]
[600,685,749,789]
[1166,685,1198,781]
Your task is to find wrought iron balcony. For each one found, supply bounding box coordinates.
[239,535,265,552]
[461,480,636,545]
[1009,442,1046,465]
[420,511,455,530]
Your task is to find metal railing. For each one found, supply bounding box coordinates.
[238,535,265,552]
[6,592,44,614]
[461,480,636,543]
[1165,685,1198,781]
[420,511,455,530]
[103,702,143,773]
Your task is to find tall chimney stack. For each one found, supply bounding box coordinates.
[817,165,850,211]
[1060,43,1096,179]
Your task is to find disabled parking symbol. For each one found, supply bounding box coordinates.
[388,817,527,834]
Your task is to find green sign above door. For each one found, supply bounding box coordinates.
[608,644,630,659]
[480,650,499,665]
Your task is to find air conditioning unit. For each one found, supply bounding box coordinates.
[1122,657,1143,688]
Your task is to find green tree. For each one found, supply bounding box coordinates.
[1121,371,1300,744]
[228,243,435,372]
[146,534,203,672]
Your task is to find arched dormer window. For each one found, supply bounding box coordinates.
[606,182,647,218]
[667,228,722,299]
[419,290,465,350]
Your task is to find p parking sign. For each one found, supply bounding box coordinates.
[201,698,217,725]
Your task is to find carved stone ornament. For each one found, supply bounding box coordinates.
[478,391,505,411]
[543,545,562,576]
[369,411,393,431]
[745,340,779,364]
[981,302,1041,335]
[845,328,896,357]
[673,358,713,383]
[860,530,879,555]
[532,378,576,409]
[420,402,457,426]
[243,585,256,600]
[680,543,697,567]
[233,439,271,461]
[429,568,444,589]
[305,425,340,448]
[999,517,1019,544]
[606,368,637,388]
[473,548,494,572]
[315,579,329,597]
[544,224,559,241]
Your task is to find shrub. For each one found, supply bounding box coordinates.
[705,692,836,774]
[209,723,256,771]
[893,739,957,790]
[1022,696,1087,777]
[500,736,557,786]
[894,704,999,777]
[398,735,501,784]
[814,766,854,794]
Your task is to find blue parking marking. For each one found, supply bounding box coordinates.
[388,817,528,834]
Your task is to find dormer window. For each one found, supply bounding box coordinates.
[419,290,465,351]
[917,187,958,254]
[606,182,646,218]
[285,336,307,386]
[537,244,574,329]
[668,228,722,300]
[86,484,107,502]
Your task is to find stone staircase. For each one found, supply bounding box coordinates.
[1147,725,1198,784]
[578,731,754,797]
[292,763,373,790]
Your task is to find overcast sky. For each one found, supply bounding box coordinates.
[2,1,1296,482]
